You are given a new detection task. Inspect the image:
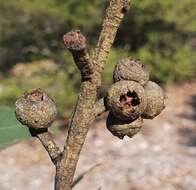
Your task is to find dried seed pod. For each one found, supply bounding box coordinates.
[63,30,86,51]
[142,81,165,119]
[113,58,149,86]
[106,80,147,121]
[63,30,93,81]
[15,89,57,129]
[106,112,143,139]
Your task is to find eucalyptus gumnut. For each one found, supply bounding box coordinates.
[15,89,57,129]
[142,81,165,119]
[106,112,143,139]
[63,30,93,81]
[113,58,149,86]
[106,80,147,121]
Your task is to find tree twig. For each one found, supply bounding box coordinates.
[63,30,93,81]
[55,1,131,190]
[29,128,61,165]
[93,0,131,86]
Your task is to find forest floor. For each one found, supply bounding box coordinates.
[0,81,196,190]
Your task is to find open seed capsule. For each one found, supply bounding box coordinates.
[106,80,147,121]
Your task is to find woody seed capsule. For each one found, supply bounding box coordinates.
[113,58,149,86]
[106,80,147,121]
[15,89,57,129]
[142,81,165,119]
[107,112,143,139]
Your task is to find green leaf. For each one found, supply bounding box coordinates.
[0,106,30,149]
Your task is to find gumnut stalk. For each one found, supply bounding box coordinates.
[63,30,93,80]
[63,30,86,51]
[113,58,149,86]
[106,80,147,121]
[15,89,57,129]
[107,112,143,139]
[142,81,165,119]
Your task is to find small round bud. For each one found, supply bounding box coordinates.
[106,80,147,121]
[106,112,143,139]
[113,58,149,86]
[142,81,165,119]
[15,89,57,129]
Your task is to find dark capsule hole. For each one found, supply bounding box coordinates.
[120,94,127,102]
[128,91,140,106]
[119,91,140,110]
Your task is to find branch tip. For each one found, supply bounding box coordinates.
[63,30,86,51]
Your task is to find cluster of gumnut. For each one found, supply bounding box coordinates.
[14,58,165,139]
[105,58,165,139]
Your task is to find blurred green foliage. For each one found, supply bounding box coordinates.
[117,0,196,83]
[0,0,196,117]
[0,0,104,69]
[0,60,79,117]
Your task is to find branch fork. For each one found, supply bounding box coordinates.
[14,1,166,190]
[15,0,131,189]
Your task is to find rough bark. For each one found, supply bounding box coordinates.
[14,1,166,190]
[93,0,131,86]
[55,1,131,190]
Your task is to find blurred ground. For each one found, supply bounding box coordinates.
[0,81,196,190]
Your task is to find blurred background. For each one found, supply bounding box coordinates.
[0,0,196,190]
